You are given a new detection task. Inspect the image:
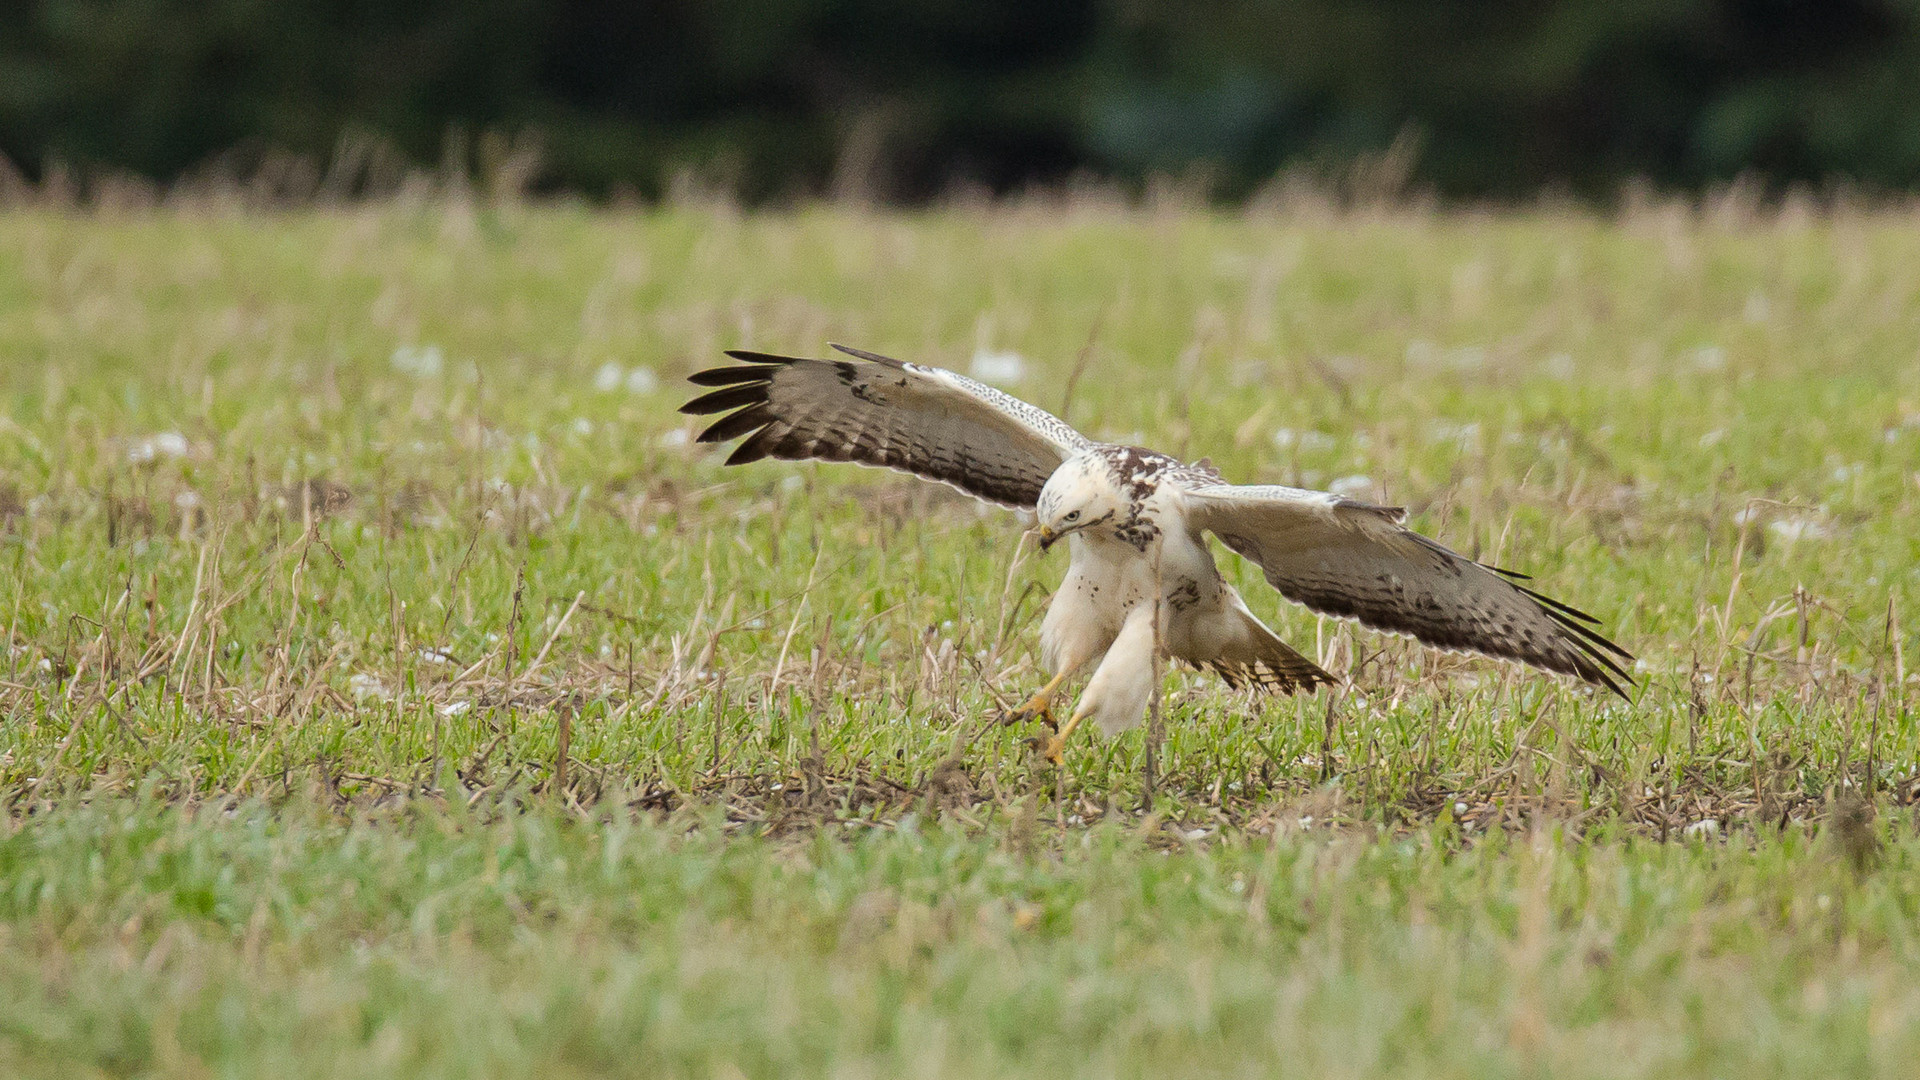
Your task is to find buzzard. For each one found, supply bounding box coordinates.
[682,345,1630,761]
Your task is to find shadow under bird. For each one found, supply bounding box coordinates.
[682,344,1631,762]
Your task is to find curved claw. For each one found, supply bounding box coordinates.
[1000,672,1070,730]
[1022,732,1064,765]
[1039,732,1069,765]
[1028,712,1085,766]
[1001,701,1056,730]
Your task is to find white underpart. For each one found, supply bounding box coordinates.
[1040,528,1158,679]
[1075,603,1158,736]
[1039,459,1311,732]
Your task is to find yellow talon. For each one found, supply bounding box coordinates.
[1037,712,1087,765]
[1001,670,1071,729]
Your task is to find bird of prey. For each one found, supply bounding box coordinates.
[681,344,1631,762]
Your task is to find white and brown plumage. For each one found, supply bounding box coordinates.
[682,344,1631,760]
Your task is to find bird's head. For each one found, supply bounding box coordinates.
[1034,457,1124,551]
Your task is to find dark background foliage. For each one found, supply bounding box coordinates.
[5,0,1920,202]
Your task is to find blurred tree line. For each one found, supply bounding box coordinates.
[4,0,1919,203]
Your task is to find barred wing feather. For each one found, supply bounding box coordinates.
[681,344,1089,509]
[1182,484,1632,695]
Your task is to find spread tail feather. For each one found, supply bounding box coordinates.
[1204,607,1334,694]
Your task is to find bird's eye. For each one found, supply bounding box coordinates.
[1063,510,1080,522]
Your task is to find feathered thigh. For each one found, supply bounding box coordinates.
[1040,534,1156,677]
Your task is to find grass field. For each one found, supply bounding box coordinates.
[1,197,1918,1076]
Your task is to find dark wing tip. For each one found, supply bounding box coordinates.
[681,384,768,416]
[1513,582,1608,628]
[687,366,775,387]
[724,426,781,465]
[1534,605,1634,698]
[684,352,786,420]
[1529,592,1633,660]
[684,356,784,412]
[1584,656,1634,699]
[692,403,775,444]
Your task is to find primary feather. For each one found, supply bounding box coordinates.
[1182,484,1632,694]
[681,344,1087,508]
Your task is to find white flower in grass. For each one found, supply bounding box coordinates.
[348,673,391,702]
[1271,428,1334,453]
[969,349,1027,386]
[594,363,659,394]
[127,432,190,464]
[391,345,444,378]
[625,366,660,394]
[1767,516,1832,544]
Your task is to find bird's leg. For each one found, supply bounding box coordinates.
[1000,670,1070,730]
[1037,706,1090,765]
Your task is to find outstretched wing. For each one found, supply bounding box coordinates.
[680,344,1089,508]
[1182,484,1632,695]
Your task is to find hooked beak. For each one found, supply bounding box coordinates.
[1036,525,1057,552]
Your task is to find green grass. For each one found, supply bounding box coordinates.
[1,798,1916,1079]
[1,199,1918,1075]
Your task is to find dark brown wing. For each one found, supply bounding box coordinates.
[681,344,1089,509]
[1183,483,1633,696]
